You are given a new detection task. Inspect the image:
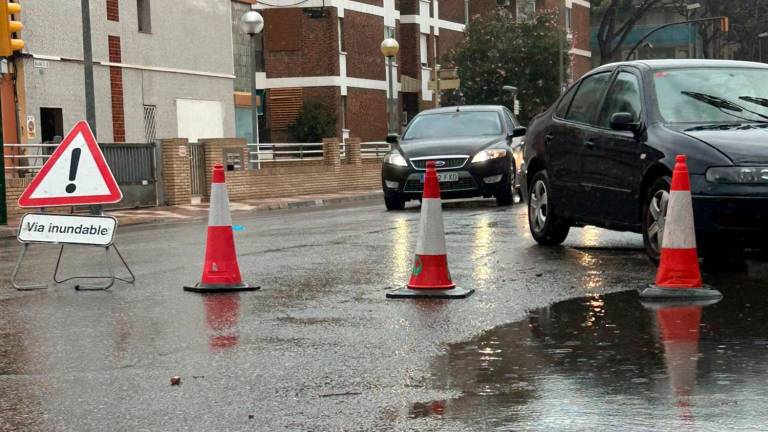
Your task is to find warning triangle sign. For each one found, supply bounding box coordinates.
[18,121,123,208]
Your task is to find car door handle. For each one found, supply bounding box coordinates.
[583,140,596,149]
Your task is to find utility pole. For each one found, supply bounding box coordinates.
[81,0,96,137]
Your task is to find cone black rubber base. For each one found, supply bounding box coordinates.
[638,284,722,301]
[183,282,260,293]
[386,286,474,299]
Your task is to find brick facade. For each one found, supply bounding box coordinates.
[344,11,386,81]
[108,35,125,143]
[255,0,590,142]
[160,139,192,206]
[195,138,382,202]
[263,9,338,78]
[347,88,387,142]
[439,0,466,24]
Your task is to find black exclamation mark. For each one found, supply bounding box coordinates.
[66,148,81,194]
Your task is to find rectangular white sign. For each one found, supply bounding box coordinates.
[17,214,117,246]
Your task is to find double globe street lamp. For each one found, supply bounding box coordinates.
[381,38,400,135]
[240,10,265,146]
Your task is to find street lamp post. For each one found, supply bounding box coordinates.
[240,11,265,147]
[381,38,400,135]
[686,3,701,59]
[759,33,768,63]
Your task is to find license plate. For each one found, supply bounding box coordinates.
[421,172,459,183]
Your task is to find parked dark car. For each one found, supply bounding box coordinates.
[521,59,768,262]
[382,105,527,210]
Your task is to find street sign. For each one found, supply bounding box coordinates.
[17,213,117,246]
[18,121,122,208]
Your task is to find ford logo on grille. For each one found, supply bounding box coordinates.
[434,160,446,167]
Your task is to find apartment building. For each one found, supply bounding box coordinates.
[232,0,591,143]
[11,0,236,145]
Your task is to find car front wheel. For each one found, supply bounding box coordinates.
[495,167,515,207]
[528,170,570,245]
[642,176,671,264]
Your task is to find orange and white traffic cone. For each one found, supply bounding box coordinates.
[387,161,474,299]
[184,163,259,293]
[639,155,721,300]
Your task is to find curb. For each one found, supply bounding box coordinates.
[0,191,384,240]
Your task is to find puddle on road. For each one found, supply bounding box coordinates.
[412,273,768,430]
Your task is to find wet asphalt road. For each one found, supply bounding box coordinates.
[0,198,766,431]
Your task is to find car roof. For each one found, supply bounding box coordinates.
[591,59,768,74]
[416,105,506,115]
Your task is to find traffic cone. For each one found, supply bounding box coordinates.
[184,163,259,293]
[387,161,474,299]
[639,155,721,300]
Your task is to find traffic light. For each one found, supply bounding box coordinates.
[0,1,23,57]
[720,16,730,33]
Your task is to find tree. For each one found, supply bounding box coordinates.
[446,9,567,124]
[289,99,337,143]
[593,0,667,64]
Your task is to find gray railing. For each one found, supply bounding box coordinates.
[361,141,390,159]
[248,142,324,169]
[3,143,57,177]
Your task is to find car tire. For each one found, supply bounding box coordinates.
[642,176,671,264]
[528,170,570,245]
[496,172,515,207]
[385,194,405,211]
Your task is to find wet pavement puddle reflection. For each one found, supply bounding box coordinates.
[416,277,768,430]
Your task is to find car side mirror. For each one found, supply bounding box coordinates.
[510,126,527,138]
[385,133,399,144]
[609,112,640,133]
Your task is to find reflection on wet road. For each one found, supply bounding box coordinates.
[424,276,768,431]
[0,200,765,430]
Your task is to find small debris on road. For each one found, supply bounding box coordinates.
[170,376,182,386]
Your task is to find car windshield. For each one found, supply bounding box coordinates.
[402,111,503,140]
[653,67,768,124]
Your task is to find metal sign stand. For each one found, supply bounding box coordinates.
[11,206,135,291]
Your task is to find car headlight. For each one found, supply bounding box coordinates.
[384,152,408,167]
[706,166,768,184]
[471,149,507,164]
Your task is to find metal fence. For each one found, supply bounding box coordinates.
[189,142,207,197]
[361,141,390,159]
[3,142,159,208]
[248,142,324,169]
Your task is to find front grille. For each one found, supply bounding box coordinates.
[403,177,477,193]
[411,157,468,170]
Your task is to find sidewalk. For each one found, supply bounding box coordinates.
[0,190,383,240]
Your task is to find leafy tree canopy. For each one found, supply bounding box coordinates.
[446,9,567,124]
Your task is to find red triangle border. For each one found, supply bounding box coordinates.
[17,121,123,208]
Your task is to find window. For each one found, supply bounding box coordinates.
[143,105,157,142]
[598,71,642,128]
[564,72,611,125]
[385,26,395,39]
[565,7,572,33]
[341,96,347,130]
[403,111,503,140]
[338,18,345,52]
[555,84,578,118]
[137,0,151,33]
[502,108,517,131]
[516,0,535,21]
[420,34,428,67]
[653,67,768,123]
